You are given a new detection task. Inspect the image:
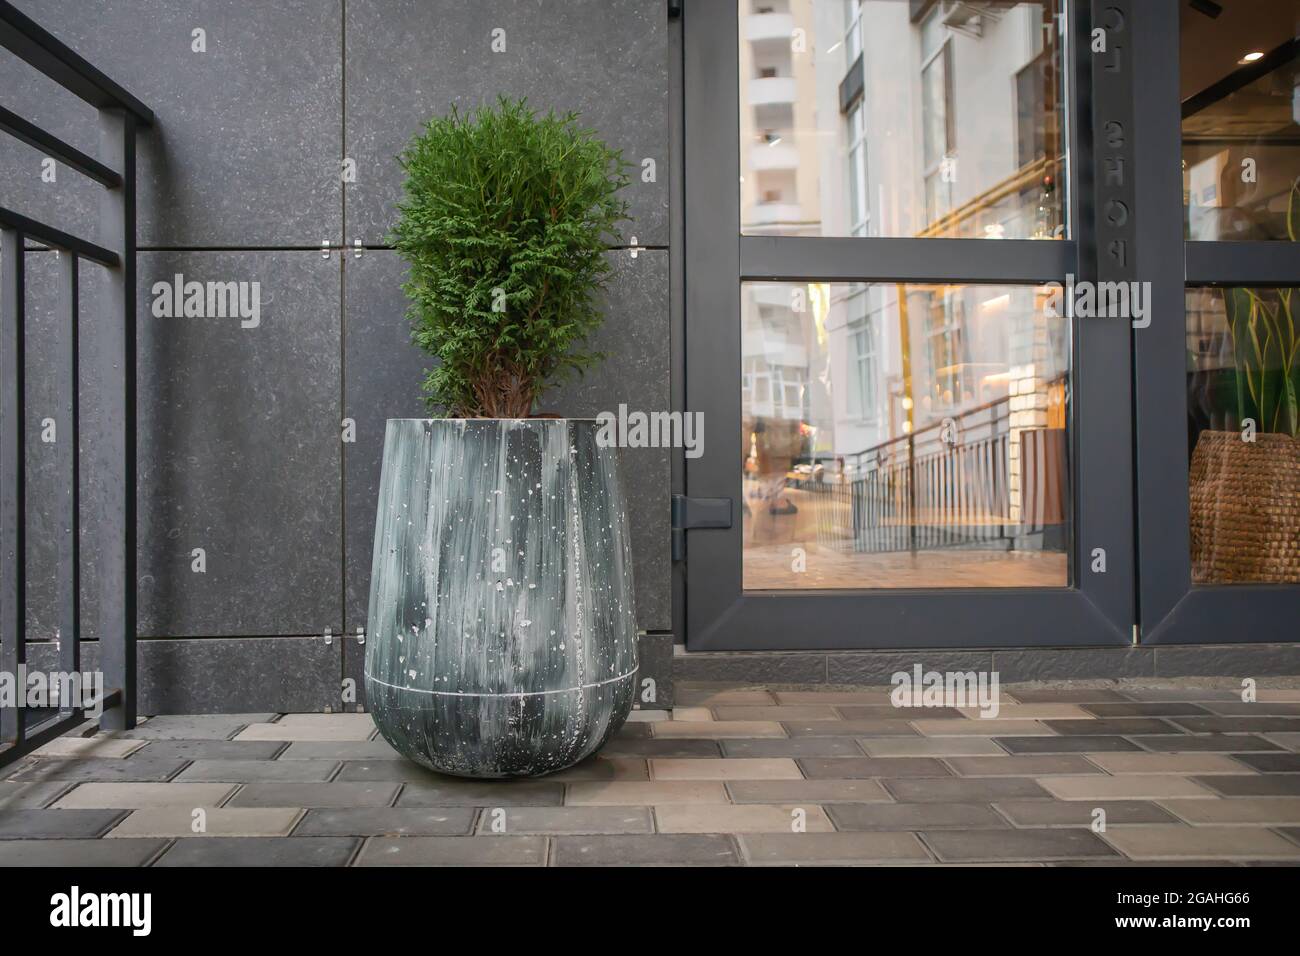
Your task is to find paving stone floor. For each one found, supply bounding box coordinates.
[3,681,1300,866]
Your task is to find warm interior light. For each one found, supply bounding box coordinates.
[1240,51,1264,63]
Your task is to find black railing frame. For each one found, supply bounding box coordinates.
[0,0,152,765]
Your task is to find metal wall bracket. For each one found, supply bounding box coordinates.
[671,494,732,562]
[667,0,682,21]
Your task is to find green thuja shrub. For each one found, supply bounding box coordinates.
[391,97,631,418]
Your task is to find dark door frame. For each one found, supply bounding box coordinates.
[1131,0,1300,644]
[679,0,1137,650]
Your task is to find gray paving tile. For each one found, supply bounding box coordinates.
[1169,717,1300,734]
[1043,718,1180,736]
[993,800,1179,827]
[922,828,1120,862]
[712,705,837,721]
[726,780,892,804]
[1191,775,1300,797]
[1157,798,1300,825]
[0,838,167,867]
[1229,752,1300,773]
[1084,753,1253,775]
[773,691,893,705]
[652,721,784,739]
[543,757,649,781]
[293,807,477,837]
[278,740,406,760]
[741,832,930,865]
[859,737,1007,757]
[553,834,739,866]
[1038,776,1217,800]
[120,714,277,740]
[597,738,723,759]
[838,705,965,720]
[1122,687,1243,702]
[784,720,920,738]
[395,780,564,807]
[1276,827,1300,847]
[53,782,237,809]
[1199,702,1300,716]
[660,804,858,835]
[335,761,448,783]
[1263,733,1300,752]
[34,737,148,759]
[1080,702,1212,717]
[0,808,128,839]
[109,807,304,838]
[720,738,864,758]
[0,781,74,809]
[675,688,777,706]
[944,755,1102,776]
[1102,826,1300,861]
[797,757,950,779]
[7,757,190,783]
[176,760,340,783]
[826,802,1010,831]
[883,777,1052,803]
[355,836,546,867]
[155,837,359,867]
[131,740,287,762]
[474,806,654,835]
[1133,734,1284,753]
[565,781,729,806]
[649,758,801,780]
[228,783,399,809]
[1006,688,1131,703]
[996,735,1142,754]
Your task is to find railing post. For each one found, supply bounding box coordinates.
[0,227,25,745]
[94,108,137,730]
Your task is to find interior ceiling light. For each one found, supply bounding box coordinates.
[1240,51,1265,63]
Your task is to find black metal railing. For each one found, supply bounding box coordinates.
[0,0,152,765]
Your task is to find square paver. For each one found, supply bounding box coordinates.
[565,781,729,806]
[227,783,399,808]
[913,719,1054,737]
[355,836,545,866]
[0,838,168,867]
[741,832,930,865]
[8,757,191,783]
[720,738,864,758]
[396,780,564,807]
[121,714,277,740]
[922,828,1119,862]
[474,806,654,835]
[882,777,1052,803]
[654,804,834,834]
[797,757,950,779]
[1035,776,1217,801]
[649,758,802,780]
[860,737,1006,757]
[1228,752,1300,773]
[993,800,1179,827]
[945,755,1101,776]
[1132,734,1283,753]
[1190,774,1300,797]
[826,802,1010,830]
[33,737,148,759]
[0,808,127,839]
[107,807,304,838]
[553,833,739,866]
[293,807,477,836]
[786,720,922,738]
[176,759,341,782]
[726,779,891,804]
[651,721,786,739]
[668,707,713,721]
[997,735,1142,754]
[1084,753,1254,775]
[0,781,74,809]
[53,783,237,809]
[1157,798,1300,825]
[156,837,359,867]
[1102,826,1300,860]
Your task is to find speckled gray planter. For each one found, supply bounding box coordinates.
[364,419,638,778]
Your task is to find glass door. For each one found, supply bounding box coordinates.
[683,0,1135,649]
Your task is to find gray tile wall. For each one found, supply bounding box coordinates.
[3,0,672,712]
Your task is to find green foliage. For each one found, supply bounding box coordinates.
[1219,178,1300,438]
[391,97,631,417]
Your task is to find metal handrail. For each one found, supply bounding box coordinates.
[0,1,147,765]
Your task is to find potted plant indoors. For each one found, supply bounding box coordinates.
[1188,180,1300,584]
[364,98,637,778]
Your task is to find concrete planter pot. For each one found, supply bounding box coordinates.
[364,419,638,778]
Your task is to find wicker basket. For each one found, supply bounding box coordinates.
[1189,430,1300,584]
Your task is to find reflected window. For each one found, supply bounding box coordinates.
[741,281,1071,590]
[1182,5,1300,241]
[738,0,1069,239]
